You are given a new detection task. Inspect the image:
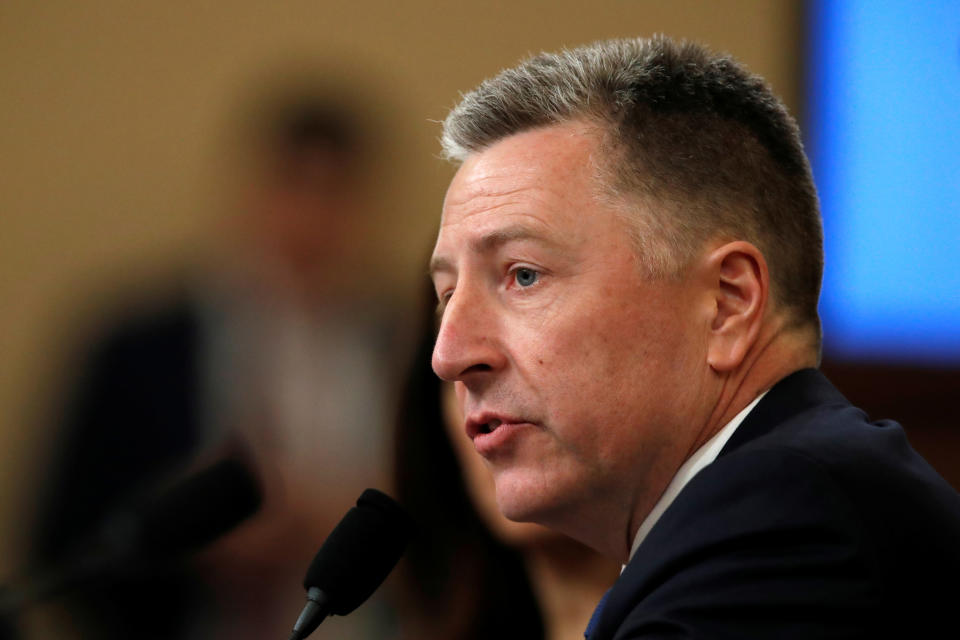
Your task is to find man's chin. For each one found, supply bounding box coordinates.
[493,477,562,527]
[497,500,539,524]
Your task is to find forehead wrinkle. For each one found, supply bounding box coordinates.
[442,184,557,229]
[444,175,538,207]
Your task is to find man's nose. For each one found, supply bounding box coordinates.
[432,285,505,383]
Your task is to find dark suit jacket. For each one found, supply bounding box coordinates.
[30,298,207,639]
[589,368,960,639]
[35,299,204,559]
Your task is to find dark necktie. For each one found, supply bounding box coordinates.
[584,588,611,639]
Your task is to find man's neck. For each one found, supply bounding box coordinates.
[697,320,818,457]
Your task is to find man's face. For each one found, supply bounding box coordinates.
[430,122,710,554]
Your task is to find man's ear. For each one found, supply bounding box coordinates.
[704,241,769,372]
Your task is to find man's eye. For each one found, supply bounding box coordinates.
[514,268,539,287]
[436,291,452,314]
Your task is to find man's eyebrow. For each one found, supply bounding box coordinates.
[429,224,551,278]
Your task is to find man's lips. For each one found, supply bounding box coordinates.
[465,413,536,456]
[465,412,525,438]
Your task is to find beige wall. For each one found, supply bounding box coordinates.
[0,0,803,572]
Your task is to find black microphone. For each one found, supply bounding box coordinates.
[0,458,262,616]
[134,457,262,559]
[289,488,414,640]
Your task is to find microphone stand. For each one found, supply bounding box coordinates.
[289,587,329,640]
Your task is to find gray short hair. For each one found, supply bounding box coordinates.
[441,35,823,341]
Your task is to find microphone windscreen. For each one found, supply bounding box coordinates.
[303,489,414,616]
[138,458,262,558]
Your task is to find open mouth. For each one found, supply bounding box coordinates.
[478,419,502,435]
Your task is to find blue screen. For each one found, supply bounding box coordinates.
[806,0,960,363]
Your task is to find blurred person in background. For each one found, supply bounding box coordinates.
[393,281,619,640]
[22,81,401,639]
